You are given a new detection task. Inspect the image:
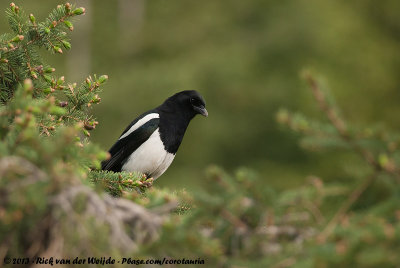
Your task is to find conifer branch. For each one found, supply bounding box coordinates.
[317,172,377,242]
[303,72,400,179]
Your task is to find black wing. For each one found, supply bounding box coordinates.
[101,117,160,172]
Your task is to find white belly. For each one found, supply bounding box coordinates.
[122,129,175,179]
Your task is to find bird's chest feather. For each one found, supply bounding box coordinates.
[121,129,175,179]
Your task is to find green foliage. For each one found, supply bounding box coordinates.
[0,2,109,139]
[0,3,156,261]
[89,170,153,196]
[274,72,400,267]
[0,1,106,171]
[2,3,400,268]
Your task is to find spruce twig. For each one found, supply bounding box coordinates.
[317,172,377,242]
[304,72,400,180]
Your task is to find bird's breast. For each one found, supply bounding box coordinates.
[121,129,175,179]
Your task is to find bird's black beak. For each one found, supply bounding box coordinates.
[194,105,208,117]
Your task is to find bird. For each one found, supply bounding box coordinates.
[101,90,208,180]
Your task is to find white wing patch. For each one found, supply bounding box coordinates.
[122,129,175,180]
[119,113,159,140]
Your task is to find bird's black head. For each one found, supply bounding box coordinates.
[162,90,208,118]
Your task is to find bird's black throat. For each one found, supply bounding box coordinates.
[157,104,195,154]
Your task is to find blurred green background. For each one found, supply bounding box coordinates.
[1,0,399,190]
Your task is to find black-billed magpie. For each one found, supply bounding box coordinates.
[101,90,208,179]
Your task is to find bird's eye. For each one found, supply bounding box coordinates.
[190,98,202,107]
